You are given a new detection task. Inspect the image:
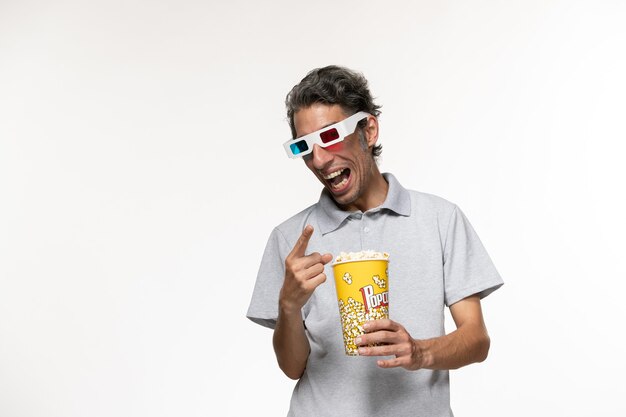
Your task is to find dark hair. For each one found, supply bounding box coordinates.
[285,65,382,158]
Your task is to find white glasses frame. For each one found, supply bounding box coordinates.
[283,111,371,159]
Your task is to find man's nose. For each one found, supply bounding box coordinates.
[311,144,333,169]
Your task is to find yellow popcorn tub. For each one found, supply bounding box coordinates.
[332,253,390,355]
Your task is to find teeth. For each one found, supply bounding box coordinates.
[323,169,345,180]
[332,177,348,189]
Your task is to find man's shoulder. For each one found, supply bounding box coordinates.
[384,173,457,217]
[405,187,457,215]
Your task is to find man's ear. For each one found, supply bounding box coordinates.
[364,116,379,148]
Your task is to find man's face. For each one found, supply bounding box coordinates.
[294,103,379,212]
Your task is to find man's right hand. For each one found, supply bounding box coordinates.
[279,225,333,314]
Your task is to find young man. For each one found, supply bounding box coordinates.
[247,65,503,416]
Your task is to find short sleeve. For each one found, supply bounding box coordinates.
[246,228,289,329]
[443,206,503,306]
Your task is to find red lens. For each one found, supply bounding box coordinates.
[319,128,340,143]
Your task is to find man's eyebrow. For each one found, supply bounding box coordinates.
[296,120,340,139]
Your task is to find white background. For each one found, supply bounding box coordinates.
[1,0,625,416]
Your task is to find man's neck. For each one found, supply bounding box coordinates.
[341,170,389,213]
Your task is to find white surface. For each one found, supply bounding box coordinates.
[1,1,625,416]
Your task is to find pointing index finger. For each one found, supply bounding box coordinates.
[289,225,314,258]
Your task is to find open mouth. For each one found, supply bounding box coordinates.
[323,168,351,191]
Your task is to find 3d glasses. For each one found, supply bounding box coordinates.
[283,111,371,159]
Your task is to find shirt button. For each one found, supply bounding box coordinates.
[363,227,370,233]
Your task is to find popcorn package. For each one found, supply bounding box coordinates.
[332,251,390,356]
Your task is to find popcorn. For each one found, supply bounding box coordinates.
[372,275,386,289]
[338,297,389,355]
[332,249,390,355]
[334,250,389,263]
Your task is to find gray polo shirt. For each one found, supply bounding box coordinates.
[247,173,503,417]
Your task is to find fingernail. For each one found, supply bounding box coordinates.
[363,323,370,330]
[355,337,361,344]
[358,347,366,355]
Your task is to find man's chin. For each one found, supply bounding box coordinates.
[328,190,357,209]
[326,184,349,199]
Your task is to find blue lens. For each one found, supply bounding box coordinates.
[290,140,309,155]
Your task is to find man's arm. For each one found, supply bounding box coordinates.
[273,302,310,379]
[355,295,490,370]
[273,225,332,379]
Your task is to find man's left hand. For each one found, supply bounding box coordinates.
[355,319,429,370]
